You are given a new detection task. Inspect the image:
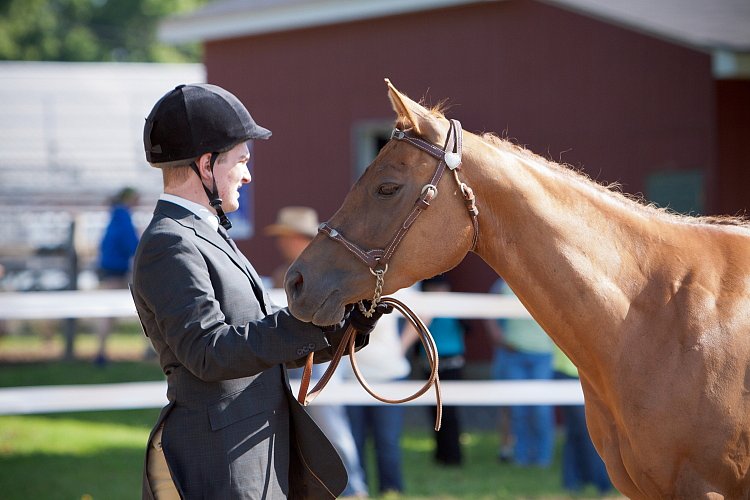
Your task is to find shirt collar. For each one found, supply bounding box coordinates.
[159,193,220,231]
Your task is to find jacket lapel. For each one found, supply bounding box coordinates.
[154,200,268,313]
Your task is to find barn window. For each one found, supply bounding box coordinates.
[646,169,705,215]
[352,121,393,181]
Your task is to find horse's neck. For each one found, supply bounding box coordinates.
[466,136,668,371]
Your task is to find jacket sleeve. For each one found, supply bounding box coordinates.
[133,229,341,382]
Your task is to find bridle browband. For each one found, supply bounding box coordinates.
[318,119,479,315]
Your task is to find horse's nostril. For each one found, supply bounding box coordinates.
[285,270,304,300]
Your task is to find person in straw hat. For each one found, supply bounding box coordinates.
[266,206,369,498]
[264,206,320,289]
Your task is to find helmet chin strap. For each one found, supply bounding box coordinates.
[191,152,233,230]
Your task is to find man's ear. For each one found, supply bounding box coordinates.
[196,153,213,183]
[385,78,449,144]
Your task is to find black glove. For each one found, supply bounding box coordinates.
[319,304,354,334]
[318,304,368,355]
[347,300,394,336]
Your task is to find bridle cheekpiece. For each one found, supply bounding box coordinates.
[318,119,479,316]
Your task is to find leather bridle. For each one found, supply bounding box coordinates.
[318,119,479,316]
[297,119,480,431]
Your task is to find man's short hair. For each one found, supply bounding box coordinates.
[150,158,195,169]
[156,149,233,187]
[161,164,193,186]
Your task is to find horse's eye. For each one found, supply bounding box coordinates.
[377,183,401,197]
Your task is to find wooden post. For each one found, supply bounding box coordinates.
[62,219,78,361]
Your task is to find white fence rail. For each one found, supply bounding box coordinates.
[0,289,585,415]
[0,380,584,415]
[0,289,532,320]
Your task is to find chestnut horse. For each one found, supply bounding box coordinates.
[285,80,750,499]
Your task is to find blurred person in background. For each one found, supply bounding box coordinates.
[0,264,5,335]
[264,206,319,289]
[344,311,411,495]
[132,83,388,499]
[554,347,614,495]
[402,274,467,466]
[486,278,555,467]
[94,186,140,365]
[265,206,369,498]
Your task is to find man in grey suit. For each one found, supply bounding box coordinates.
[132,83,388,499]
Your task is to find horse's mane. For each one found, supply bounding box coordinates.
[477,131,750,229]
[420,101,749,228]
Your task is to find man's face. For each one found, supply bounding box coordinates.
[215,142,251,213]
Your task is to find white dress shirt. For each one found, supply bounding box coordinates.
[159,193,220,231]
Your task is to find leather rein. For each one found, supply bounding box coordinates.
[297,119,479,431]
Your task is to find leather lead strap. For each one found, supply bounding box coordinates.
[297,297,443,431]
[297,352,315,405]
[297,324,357,406]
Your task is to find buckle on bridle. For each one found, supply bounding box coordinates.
[391,129,406,140]
[421,184,438,198]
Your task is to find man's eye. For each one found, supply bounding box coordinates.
[377,183,401,196]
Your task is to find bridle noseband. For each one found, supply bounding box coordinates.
[318,119,479,316]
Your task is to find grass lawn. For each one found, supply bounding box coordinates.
[0,410,160,500]
[0,330,622,499]
[0,410,616,500]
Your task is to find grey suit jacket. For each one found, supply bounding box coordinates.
[132,200,347,499]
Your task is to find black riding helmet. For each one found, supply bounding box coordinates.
[143,83,271,229]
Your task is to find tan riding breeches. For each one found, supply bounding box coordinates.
[147,425,180,500]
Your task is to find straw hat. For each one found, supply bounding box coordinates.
[264,206,319,238]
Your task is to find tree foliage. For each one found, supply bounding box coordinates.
[0,0,210,62]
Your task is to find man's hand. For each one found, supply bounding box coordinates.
[319,304,354,334]
[318,301,393,355]
[348,300,394,335]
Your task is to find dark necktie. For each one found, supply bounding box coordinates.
[217,225,242,255]
[217,226,266,311]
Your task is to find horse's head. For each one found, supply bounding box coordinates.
[285,80,478,325]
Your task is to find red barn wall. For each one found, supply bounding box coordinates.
[203,0,716,361]
[715,79,750,216]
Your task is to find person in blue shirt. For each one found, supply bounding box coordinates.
[554,348,614,495]
[403,274,467,466]
[98,187,140,277]
[486,278,555,467]
[95,186,140,365]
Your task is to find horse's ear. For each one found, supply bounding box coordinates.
[385,78,438,137]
